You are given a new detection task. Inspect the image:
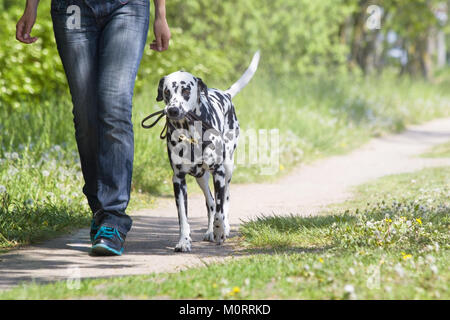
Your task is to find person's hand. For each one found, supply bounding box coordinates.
[150,17,171,52]
[16,8,38,44]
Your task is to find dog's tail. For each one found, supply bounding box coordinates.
[225,50,261,99]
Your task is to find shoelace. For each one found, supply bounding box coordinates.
[94,226,123,242]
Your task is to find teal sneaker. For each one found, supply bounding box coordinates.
[90,219,99,244]
[90,226,125,256]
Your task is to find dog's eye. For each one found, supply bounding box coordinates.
[164,89,170,97]
[181,88,190,96]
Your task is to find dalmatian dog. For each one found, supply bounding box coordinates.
[156,51,260,252]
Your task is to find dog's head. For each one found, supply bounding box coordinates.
[156,71,208,120]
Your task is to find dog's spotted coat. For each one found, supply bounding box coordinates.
[156,52,260,252]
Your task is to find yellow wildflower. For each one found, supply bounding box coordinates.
[228,287,240,296]
[402,252,412,260]
[415,218,422,225]
[318,257,324,263]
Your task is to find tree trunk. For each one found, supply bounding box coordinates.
[436,30,447,68]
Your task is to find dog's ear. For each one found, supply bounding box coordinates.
[196,77,208,102]
[156,77,165,102]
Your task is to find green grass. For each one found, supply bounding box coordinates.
[0,146,90,248]
[421,141,450,158]
[242,167,449,249]
[0,145,157,249]
[328,165,450,212]
[1,72,449,249]
[1,167,448,299]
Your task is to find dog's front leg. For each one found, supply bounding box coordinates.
[212,165,227,245]
[196,172,215,242]
[172,173,191,252]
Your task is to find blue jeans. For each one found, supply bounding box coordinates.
[51,0,150,235]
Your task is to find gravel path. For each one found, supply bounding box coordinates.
[1,117,449,290]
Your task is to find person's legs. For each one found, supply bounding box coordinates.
[51,0,101,214]
[51,0,150,254]
[94,0,150,235]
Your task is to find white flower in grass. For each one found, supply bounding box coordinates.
[0,185,6,193]
[434,242,440,252]
[344,284,357,300]
[46,192,55,200]
[221,287,230,296]
[425,255,436,264]
[430,265,438,275]
[344,284,355,293]
[42,170,50,177]
[7,167,18,176]
[394,263,405,278]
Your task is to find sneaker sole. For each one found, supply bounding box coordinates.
[90,244,124,256]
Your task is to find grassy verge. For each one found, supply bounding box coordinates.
[420,141,450,158]
[1,72,449,249]
[1,167,448,299]
[0,146,157,249]
[0,146,89,249]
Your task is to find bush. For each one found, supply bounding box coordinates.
[0,0,355,107]
[0,2,67,109]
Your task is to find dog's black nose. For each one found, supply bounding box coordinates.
[167,107,180,118]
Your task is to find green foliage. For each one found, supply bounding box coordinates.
[384,0,441,38]
[0,2,67,109]
[162,0,353,77]
[2,0,448,107]
[0,146,90,248]
[0,0,358,107]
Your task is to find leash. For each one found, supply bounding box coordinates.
[141,109,218,144]
[141,109,169,140]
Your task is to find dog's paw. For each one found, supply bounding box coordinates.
[203,231,215,242]
[224,223,230,238]
[213,215,226,245]
[174,237,192,252]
